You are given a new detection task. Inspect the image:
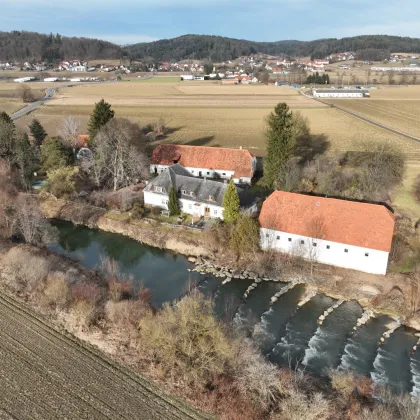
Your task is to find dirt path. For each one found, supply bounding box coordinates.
[0,292,209,420]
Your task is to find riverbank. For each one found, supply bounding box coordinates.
[41,198,420,330]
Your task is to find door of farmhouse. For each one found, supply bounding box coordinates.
[204,207,210,217]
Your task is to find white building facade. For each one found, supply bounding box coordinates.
[144,190,224,219]
[260,228,390,275]
[313,89,370,98]
[259,191,395,275]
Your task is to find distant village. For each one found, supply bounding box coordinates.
[1,51,419,85]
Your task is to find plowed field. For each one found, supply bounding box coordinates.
[0,292,206,420]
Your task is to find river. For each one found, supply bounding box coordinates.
[50,220,419,395]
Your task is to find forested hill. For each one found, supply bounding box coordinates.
[2,31,420,63]
[0,31,122,62]
[125,34,420,62]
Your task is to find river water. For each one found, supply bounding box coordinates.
[50,220,419,394]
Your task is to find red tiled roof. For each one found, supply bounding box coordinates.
[151,144,255,178]
[77,134,90,148]
[259,191,395,252]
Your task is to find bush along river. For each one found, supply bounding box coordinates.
[50,220,420,395]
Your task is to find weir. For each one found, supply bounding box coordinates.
[269,280,304,305]
[379,320,401,345]
[317,300,344,325]
[352,309,376,333]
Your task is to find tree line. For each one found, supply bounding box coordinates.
[125,34,420,62]
[0,31,122,62]
[3,31,420,63]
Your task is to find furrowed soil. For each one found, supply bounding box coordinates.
[0,291,207,420]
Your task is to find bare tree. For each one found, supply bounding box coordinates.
[306,215,327,276]
[387,70,395,85]
[93,118,149,191]
[59,116,80,148]
[16,85,35,103]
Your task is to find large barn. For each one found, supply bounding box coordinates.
[259,192,395,275]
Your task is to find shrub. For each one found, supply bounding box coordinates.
[2,247,50,294]
[414,174,420,203]
[41,272,70,310]
[131,202,145,219]
[70,283,102,327]
[105,299,150,329]
[43,166,78,199]
[274,390,332,420]
[137,290,234,385]
[230,215,260,256]
[151,206,161,216]
[233,340,283,410]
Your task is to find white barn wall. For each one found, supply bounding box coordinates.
[144,191,223,219]
[260,228,389,275]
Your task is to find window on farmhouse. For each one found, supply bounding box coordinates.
[288,238,292,242]
[188,204,192,210]
[214,209,218,215]
[300,240,304,244]
[266,233,269,238]
[326,245,330,249]
[365,253,369,257]
[344,249,348,253]
[208,195,214,201]
[154,186,163,193]
[207,172,210,175]
[276,236,280,240]
[313,242,317,247]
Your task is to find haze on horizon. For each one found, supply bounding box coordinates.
[2,0,420,46]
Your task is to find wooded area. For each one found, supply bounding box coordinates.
[2,31,420,63]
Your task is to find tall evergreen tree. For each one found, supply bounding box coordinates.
[40,138,74,172]
[263,103,296,189]
[15,133,36,186]
[29,119,47,147]
[0,117,16,168]
[222,179,240,223]
[87,99,115,143]
[168,186,181,215]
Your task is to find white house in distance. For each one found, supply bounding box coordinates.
[144,164,257,219]
[259,191,395,275]
[313,89,370,98]
[150,144,257,185]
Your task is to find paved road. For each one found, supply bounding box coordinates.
[0,292,208,420]
[10,87,57,120]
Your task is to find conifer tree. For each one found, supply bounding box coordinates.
[263,103,296,189]
[87,99,115,143]
[29,119,47,147]
[168,185,180,215]
[0,111,13,125]
[222,179,240,223]
[15,132,36,186]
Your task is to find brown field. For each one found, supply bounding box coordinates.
[326,99,420,139]
[0,98,25,115]
[0,291,204,420]
[52,81,321,108]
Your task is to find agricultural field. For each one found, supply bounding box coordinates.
[0,98,24,115]
[52,80,321,108]
[0,291,204,420]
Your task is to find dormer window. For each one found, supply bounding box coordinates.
[190,191,194,197]
[181,189,186,195]
[154,186,163,193]
[208,195,214,201]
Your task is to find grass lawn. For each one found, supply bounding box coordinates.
[392,162,420,220]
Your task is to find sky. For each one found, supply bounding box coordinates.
[2,0,419,45]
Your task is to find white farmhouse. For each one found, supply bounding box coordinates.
[259,191,395,275]
[144,164,257,219]
[150,144,256,185]
[313,89,370,98]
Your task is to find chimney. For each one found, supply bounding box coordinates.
[239,145,243,150]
